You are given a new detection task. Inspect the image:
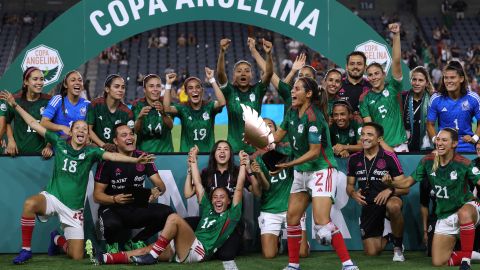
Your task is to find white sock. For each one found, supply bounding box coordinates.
[149,250,159,259]
[342,259,353,266]
[21,247,31,251]
[288,263,300,268]
[471,251,480,261]
[223,260,238,270]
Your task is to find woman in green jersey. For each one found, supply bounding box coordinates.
[1,67,52,157]
[216,37,273,153]
[272,77,358,270]
[87,74,134,152]
[97,145,249,265]
[385,128,480,268]
[163,67,226,152]
[0,91,154,265]
[131,73,174,152]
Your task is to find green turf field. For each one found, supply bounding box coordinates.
[1,251,473,269]
[171,125,228,152]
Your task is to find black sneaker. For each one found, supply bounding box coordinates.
[131,253,157,265]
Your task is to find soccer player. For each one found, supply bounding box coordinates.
[359,23,408,152]
[402,66,434,151]
[427,60,480,153]
[93,123,174,253]
[163,67,226,152]
[325,69,343,116]
[98,146,249,266]
[251,118,309,259]
[330,101,362,158]
[217,37,273,153]
[272,77,358,270]
[337,51,371,115]
[131,74,174,152]
[41,70,90,136]
[0,67,52,157]
[87,74,134,152]
[346,122,408,260]
[384,128,480,269]
[0,90,154,264]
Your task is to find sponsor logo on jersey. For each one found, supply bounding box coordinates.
[80,106,87,117]
[0,103,7,111]
[249,93,255,102]
[202,112,210,121]
[298,124,304,134]
[127,120,134,129]
[382,90,389,97]
[308,126,318,133]
[450,170,457,180]
[441,107,448,112]
[21,44,64,86]
[461,100,470,111]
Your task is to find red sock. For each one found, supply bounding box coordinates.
[104,252,129,264]
[448,251,463,266]
[332,231,351,263]
[21,216,35,249]
[55,235,68,253]
[459,222,475,259]
[287,224,302,264]
[151,235,171,257]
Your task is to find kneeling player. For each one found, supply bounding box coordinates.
[347,123,408,261]
[98,148,249,265]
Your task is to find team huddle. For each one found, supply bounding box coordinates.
[1,22,480,270]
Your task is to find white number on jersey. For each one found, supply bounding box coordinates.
[378,105,388,119]
[147,123,162,135]
[434,185,449,199]
[200,217,216,229]
[270,169,287,183]
[193,128,207,141]
[26,120,41,133]
[62,158,78,173]
[103,127,111,140]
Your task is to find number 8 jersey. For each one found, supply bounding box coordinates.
[411,153,479,219]
[45,131,104,210]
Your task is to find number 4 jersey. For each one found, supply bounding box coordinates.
[412,153,479,219]
[45,131,104,210]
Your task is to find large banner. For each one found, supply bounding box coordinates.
[2,154,474,253]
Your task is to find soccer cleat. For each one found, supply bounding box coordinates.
[342,264,360,270]
[105,242,120,253]
[12,249,32,264]
[459,259,471,270]
[131,253,157,265]
[85,239,98,265]
[124,240,147,251]
[48,230,60,256]
[392,246,405,262]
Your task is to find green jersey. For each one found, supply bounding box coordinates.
[45,131,104,209]
[277,80,292,113]
[0,100,8,153]
[221,82,267,153]
[359,78,407,146]
[280,105,337,171]
[86,97,134,143]
[2,93,51,154]
[131,98,173,153]
[328,98,335,116]
[256,156,292,213]
[330,120,361,146]
[195,195,242,258]
[411,153,479,219]
[173,101,221,152]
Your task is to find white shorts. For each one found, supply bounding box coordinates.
[170,237,205,263]
[291,168,338,198]
[37,191,84,240]
[393,143,409,152]
[258,211,306,235]
[435,201,480,235]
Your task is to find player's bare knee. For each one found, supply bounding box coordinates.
[457,205,473,222]
[431,257,447,267]
[166,213,181,224]
[23,198,38,212]
[387,201,402,215]
[364,247,381,256]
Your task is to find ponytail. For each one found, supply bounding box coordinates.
[297,77,328,121]
[60,70,80,116]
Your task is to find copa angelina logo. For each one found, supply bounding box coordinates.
[21,44,64,86]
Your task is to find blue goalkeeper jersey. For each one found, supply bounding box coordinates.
[427,90,480,152]
[42,95,90,135]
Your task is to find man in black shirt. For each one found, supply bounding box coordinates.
[93,124,174,253]
[346,122,408,261]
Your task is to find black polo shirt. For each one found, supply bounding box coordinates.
[337,76,371,112]
[200,167,251,196]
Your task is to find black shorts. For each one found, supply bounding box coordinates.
[360,204,386,240]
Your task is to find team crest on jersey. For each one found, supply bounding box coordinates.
[461,101,470,111]
[78,153,85,160]
[309,126,318,133]
[249,93,255,102]
[472,167,480,175]
[450,170,457,180]
[349,129,355,137]
[115,120,121,125]
[297,124,304,134]
[127,120,134,129]
[115,168,122,176]
[203,112,210,121]
[136,164,145,172]
[382,90,389,97]
[80,106,87,117]
[0,103,6,111]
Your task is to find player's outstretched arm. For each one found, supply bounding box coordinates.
[184,146,198,199]
[216,38,230,86]
[190,145,206,202]
[273,127,287,143]
[261,38,274,87]
[162,73,178,114]
[389,23,402,80]
[383,174,415,189]
[283,53,306,85]
[248,37,281,89]
[0,90,47,137]
[103,151,155,164]
[233,151,248,206]
[205,67,226,109]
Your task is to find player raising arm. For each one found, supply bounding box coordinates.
[384,128,480,269]
[0,90,154,265]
